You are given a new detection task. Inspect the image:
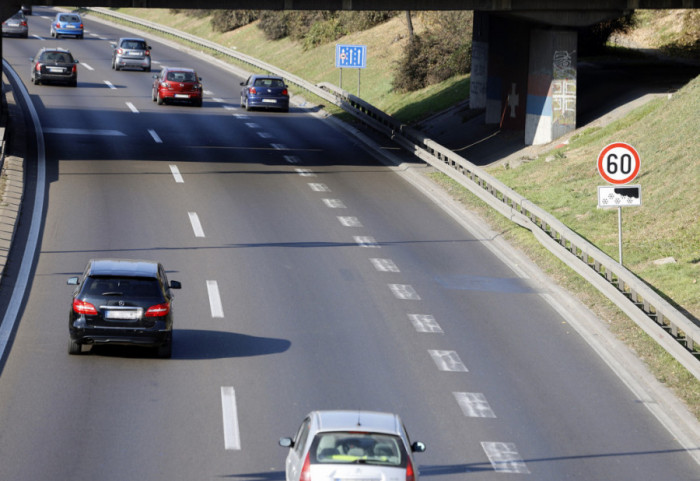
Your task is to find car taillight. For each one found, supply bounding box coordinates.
[79,23,84,28]
[249,87,257,94]
[117,48,123,55]
[145,302,170,317]
[35,63,42,72]
[21,21,27,27]
[55,22,60,28]
[406,458,415,481]
[282,89,288,96]
[73,299,97,315]
[145,50,150,56]
[72,64,77,73]
[299,453,311,481]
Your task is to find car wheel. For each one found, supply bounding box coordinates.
[144,66,151,72]
[78,34,83,39]
[33,76,40,85]
[244,99,251,112]
[152,88,156,102]
[68,339,82,355]
[156,91,164,105]
[193,99,202,107]
[70,80,77,87]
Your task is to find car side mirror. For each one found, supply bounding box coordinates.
[169,280,182,289]
[411,441,426,453]
[153,74,158,79]
[67,277,80,285]
[240,81,245,86]
[279,437,294,448]
[74,59,79,64]
[148,46,152,50]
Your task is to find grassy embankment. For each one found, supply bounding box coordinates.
[91,8,699,417]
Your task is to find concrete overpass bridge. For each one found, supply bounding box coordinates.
[3,1,698,144]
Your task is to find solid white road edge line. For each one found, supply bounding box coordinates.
[220,386,241,450]
[0,60,46,360]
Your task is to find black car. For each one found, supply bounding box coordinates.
[240,74,290,112]
[30,47,79,86]
[67,259,181,358]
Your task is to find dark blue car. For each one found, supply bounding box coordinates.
[240,74,290,112]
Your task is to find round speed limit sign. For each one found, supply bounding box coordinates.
[597,142,640,185]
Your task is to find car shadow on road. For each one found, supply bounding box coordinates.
[88,329,290,359]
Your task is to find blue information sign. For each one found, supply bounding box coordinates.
[335,44,367,69]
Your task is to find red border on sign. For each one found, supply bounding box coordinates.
[597,142,640,185]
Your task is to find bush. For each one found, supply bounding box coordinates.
[302,17,346,50]
[210,10,259,33]
[258,11,289,40]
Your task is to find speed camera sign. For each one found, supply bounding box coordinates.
[597,143,640,185]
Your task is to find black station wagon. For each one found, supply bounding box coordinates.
[68,259,181,358]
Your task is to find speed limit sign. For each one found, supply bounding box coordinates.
[597,142,640,185]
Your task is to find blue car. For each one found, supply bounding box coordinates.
[50,12,83,39]
[240,74,290,112]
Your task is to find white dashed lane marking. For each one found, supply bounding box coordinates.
[245,122,260,129]
[284,155,300,164]
[454,392,497,418]
[322,199,345,208]
[296,168,315,177]
[221,387,241,450]
[370,258,399,272]
[148,129,162,143]
[338,216,362,227]
[428,350,468,372]
[354,236,379,248]
[81,63,94,71]
[408,314,443,333]
[481,442,530,474]
[207,280,224,318]
[389,284,420,300]
[308,183,330,192]
[104,80,116,89]
[43,128,124,136]
[169,165,184,183]
[270,143,287,150]
[188,212,205,238]
[126,102,138,113]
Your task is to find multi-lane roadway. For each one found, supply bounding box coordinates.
[1,7,698,480]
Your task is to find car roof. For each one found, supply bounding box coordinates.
[56,12,81,18]
[87,259,160,278]
[119,37,146,42]
[311,410,402,435]
[251,74,284,81]
[162,66,196,72]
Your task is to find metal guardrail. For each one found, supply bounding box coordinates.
[85,7,700,380]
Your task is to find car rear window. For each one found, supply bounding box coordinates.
[40,52,73,63]
[122,40,146,49]
[167,71,196,82]
[254,78,285,88]
[310,432,404,466]
[84,276,162,298]
[60,15,81,23]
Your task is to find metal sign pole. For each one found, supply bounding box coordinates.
[358,69,361,97]
[339,68,342,90]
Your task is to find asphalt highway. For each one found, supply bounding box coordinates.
[0,7,698,480]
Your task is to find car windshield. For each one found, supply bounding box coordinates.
[40,52,72,63]
[310,432,403,466]
[60,15,80,23]
[254,78,285,88]
[84,276,162,298]
[167,71,196,82]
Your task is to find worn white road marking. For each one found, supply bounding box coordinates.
[245,122,260,129]
[481,442,529,473]
[270,143,287,150]
[188,212,205,238]
[204,90,215,96]
[296,168,315,177]
[323,199,345,208]
[223,105,237,110]
[371,258,399,272]
[211,97,224,102]
[408,314,443,333]
[284,155,300,164]
[104,80,116,89]
[43,128,125,136]
[257,132,272,139]
[308,183,330,192]
[221,387,241,450]
[428,350,468,372]
[233,113,249,119]
[454,392,496,418]
[169,165,184,183]
[81,63,94,71]
[338,216,362,227]
[126,102,138,113]
[355,236,379,248]
[148,129,162,143]
[207,280,224,318]
[389,284,420,300]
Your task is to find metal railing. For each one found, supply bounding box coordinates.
[85,7,700,380]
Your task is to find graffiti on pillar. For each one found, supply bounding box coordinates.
[469,41,488,105]
[552,50,576,127]
[507,83,519,118]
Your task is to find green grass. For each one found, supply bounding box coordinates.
[86,7,700,417]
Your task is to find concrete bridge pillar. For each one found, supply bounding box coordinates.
[525,30,578,145]
[469,13,579,145]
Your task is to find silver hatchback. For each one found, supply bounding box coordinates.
[111,37,151,71]
[279,411,426,481]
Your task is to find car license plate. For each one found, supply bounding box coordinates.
[128,51,140,56]
[262,99,277,103]
[105,309,141,320]
[48,67,65,73]
[174,94,190,98]
[66,25,76,28]
[7,21,19,26]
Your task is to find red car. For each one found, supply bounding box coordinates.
[152,67,203,107]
